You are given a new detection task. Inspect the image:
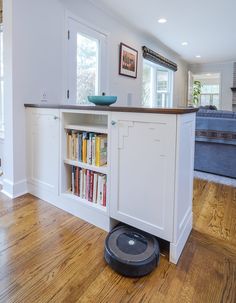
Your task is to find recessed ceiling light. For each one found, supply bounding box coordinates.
[196,55,201,58]
[158,18,167,24]
[181,42,188,46]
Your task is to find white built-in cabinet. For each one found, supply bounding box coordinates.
[26,108,60,195]
[110,112,176,242]
[26,107,196,264]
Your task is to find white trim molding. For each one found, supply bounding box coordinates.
[170,212,192,264]
[2,178,28,198]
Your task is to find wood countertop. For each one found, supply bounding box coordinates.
[24,103,198,114]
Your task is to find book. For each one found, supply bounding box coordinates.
[103,178,106,207]
[87,133,93,165]
[89,171,94,202]
[77,167,80,197]
[75,167,79,196]
[92,135,96,166]
[75,134,78,160]
[86,170,90,200]
[78,133,82,162]
[82,132,87,163]
[71,166,75,194]
[79,169,83,198]
[66,132,70,158]
[83,169,86,199]
[100,175,106,206]
[71,131,77,160]
[97,174,104,205]
[93,173,98,203]
[95,135,107,166]
[68,132,72,159]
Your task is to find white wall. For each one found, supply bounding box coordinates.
[3,0,188,197]
[59,0,188,107]
[7,0,188,107]
[2,0,14,195]
[0,138,3,183]
[189,62,234,111]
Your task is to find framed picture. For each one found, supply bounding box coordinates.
[119,43,138,78]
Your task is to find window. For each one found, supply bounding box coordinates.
[142,60,173,107]
[67,18,107,105]
[192,73,221,108]
[200,84,220,108]
[0,25,3,132]
[76,33,99,103]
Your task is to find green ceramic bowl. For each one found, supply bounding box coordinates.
[88,96,117,106]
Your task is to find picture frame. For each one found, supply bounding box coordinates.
[119,43,138,78]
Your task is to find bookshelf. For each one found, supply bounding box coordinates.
[61,111,109,215]
[64,159,108,174]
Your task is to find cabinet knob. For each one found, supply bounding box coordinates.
[54,116,59,120]
[111,120,116,126]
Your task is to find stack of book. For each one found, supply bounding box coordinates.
[71,166,107,207]
[67,131,107,167]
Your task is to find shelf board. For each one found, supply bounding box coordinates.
[64,159,108,174]
[65,123,108,134]
[62,191,107,213]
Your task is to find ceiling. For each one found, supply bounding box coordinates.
[98,0,236,64]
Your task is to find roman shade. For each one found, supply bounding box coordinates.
[142,46,178,72]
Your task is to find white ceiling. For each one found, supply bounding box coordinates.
[98,0,236,64]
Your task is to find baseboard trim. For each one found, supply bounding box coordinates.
[28,182,110,232]
[169,212,192,264]
[2,178,28,198]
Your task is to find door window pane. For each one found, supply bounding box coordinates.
[142,63,152,106]
[77,33,99,104]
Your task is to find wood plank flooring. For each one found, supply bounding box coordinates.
[0,179,236,303]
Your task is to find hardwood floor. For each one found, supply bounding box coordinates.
[0,180,235,303]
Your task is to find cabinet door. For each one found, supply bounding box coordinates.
[110,113,176,241]
[27,108,60,194]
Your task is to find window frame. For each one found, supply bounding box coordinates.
[142,59,173,108]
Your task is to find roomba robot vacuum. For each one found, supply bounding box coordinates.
[104,225,160,277]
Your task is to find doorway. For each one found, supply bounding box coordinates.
[188,72,221,109]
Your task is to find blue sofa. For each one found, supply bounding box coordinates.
[195,108,236,178]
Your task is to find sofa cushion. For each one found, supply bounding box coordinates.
[197,108,236,119]
[196,117,236,145]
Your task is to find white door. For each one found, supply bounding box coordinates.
[67,17,108,104]
[27,108,60,194]
[110,112,176,241]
